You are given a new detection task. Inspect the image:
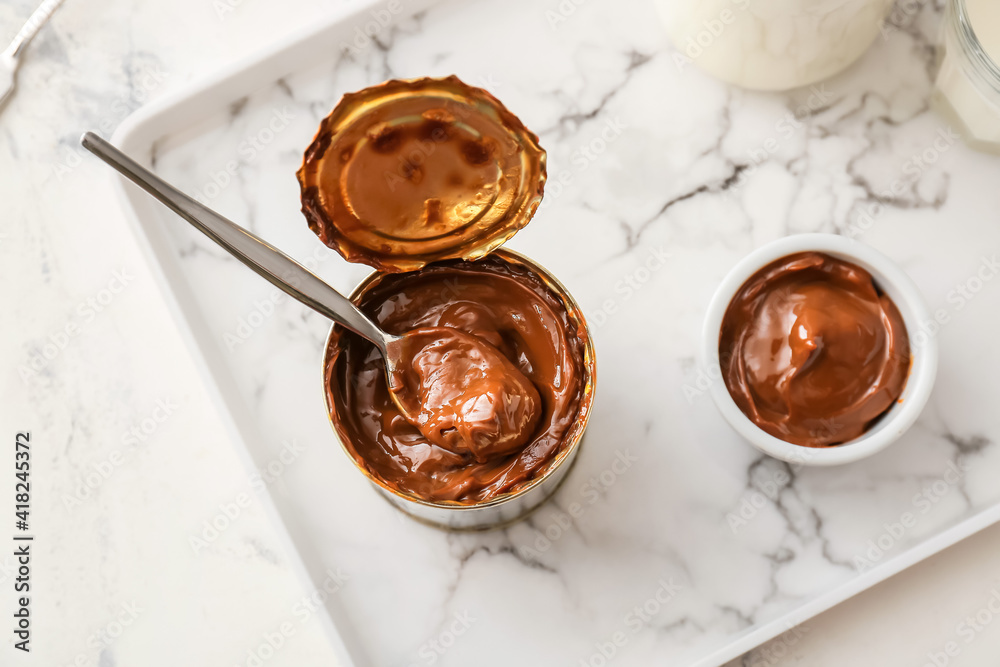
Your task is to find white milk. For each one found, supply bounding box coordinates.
[967,0,1000,62]
[934,0,1000,153]
[655,0,894,91]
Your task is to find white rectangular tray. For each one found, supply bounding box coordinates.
[112,0,1000,664]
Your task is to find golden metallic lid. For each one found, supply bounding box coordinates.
[297,76,547,273]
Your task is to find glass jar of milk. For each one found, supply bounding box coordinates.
[933,0,1000,153]
[655,0,895,91]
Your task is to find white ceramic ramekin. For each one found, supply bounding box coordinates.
[702,234,938,466]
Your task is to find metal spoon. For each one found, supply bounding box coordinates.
[82,132,545,458]
[1,0,67,110]
[79,131,409,385]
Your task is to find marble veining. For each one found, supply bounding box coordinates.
[8,0,1000,664]
[140,0,1000,665]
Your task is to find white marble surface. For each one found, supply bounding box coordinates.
[5,0,1000,665]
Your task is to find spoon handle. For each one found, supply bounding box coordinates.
[3,0,66,62]
[81,132,392,353]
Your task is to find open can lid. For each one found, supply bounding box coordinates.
[297,76,547,273]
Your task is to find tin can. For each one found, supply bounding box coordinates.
[299,76,596,529]
[322,249,596,530]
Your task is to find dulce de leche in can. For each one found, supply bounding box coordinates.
[298,76,596,529]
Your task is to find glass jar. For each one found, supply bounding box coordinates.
[655,0,895,91]
[933,0,1000,154]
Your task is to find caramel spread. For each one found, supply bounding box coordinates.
[326,255,588,502]
[719,252,910,447]
[298,76,546,273]
[387,327,542,463]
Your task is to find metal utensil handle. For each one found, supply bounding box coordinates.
[3,0,66,61]
[80,132,391,353]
